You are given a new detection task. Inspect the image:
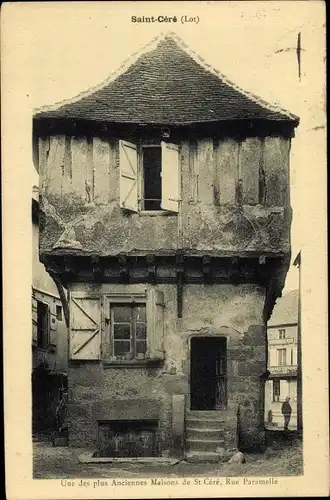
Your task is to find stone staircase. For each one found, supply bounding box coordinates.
[185,410,227,462]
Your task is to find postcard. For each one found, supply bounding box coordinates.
[2,1,328,498]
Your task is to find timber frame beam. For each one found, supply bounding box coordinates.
[41,253,288,321]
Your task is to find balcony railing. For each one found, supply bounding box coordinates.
[269,364,298,375]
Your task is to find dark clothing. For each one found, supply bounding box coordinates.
[281,401,292,430]
[281,401,292,416]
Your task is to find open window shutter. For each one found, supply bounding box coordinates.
[32,297,38,344]
[119,140,138,212]
[161,142,180,212]
[70,293,101,360]
[146,289,165,360]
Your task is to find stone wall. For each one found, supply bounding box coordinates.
[67,282,267,454]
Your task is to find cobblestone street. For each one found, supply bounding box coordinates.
[33,440,303,479]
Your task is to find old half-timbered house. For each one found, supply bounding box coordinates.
[32,33,299,461]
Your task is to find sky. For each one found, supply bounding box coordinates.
[23,1,326,293]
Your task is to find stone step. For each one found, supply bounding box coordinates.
[185,451,220,463]
[186,427,224,440]
[186,410,227,419]
[186,438,225,453]
[186,418,225,430]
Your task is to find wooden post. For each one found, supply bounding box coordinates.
[293,251,303,432]
[176,252,184,318]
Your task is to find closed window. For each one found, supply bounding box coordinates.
[279,329,286,339]
[69,289,165,363]
[119,140,180,213]
[111,303,147,358]
[56,305,63,321]
[277,348,286,366]
[37,301,49,349]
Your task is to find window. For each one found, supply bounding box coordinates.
[278,329,286,339]
[111,304,147,358]
[142,146,162,210]
[56,305,63,321]
[273,379,280,402]
[119,140,180,213]
[69,289,165,362]
[37,301,49,349]
[277,348,287,366]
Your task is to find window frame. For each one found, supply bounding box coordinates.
[56,304,63,322]
[102,290,165,367]
[278,328,286,339]
[273,379,281,402]
[36,300,50,350]
[139,143,163,212]
[119,139,180,215]
[104,293,147,363]
[277,348,287,366]
[110,302,147,360]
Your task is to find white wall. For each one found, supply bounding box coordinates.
[268,324,298,368]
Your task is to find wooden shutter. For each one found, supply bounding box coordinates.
[49,303,57,347]
[119,140,138,212]
[146,289,165,360]
[69,293,101,360]
[161,142,180,212]
[32,296,38,345]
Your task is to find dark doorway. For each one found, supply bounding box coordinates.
[190,337,227,410]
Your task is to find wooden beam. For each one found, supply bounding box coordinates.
[118,254,129,283]
[63,256,75,276]
[91,256,103,279]
[202,255,213,283]
[230,257,240,284]
[176,253,184,318]
[146,254,156,283]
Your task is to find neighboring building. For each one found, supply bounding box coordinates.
[32,33,299,460]
[265,290,299,429]
[32,186,68,434]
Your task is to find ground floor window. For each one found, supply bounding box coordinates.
[273,379,280,402]
[69,289,165,362]
[111,303,147,358]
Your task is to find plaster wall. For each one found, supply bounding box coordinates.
[38,135,291,257]
[67,282,267,453]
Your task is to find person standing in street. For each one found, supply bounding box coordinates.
[281,396,292,431]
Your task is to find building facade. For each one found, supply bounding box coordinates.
[32,187,68,434]
[33,33,299,460]
[265,290,299,429]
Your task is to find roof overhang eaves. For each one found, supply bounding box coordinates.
[33,115,300,127]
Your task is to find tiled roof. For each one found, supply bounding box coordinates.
[268,290,299,326]
[34,33,299,126]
